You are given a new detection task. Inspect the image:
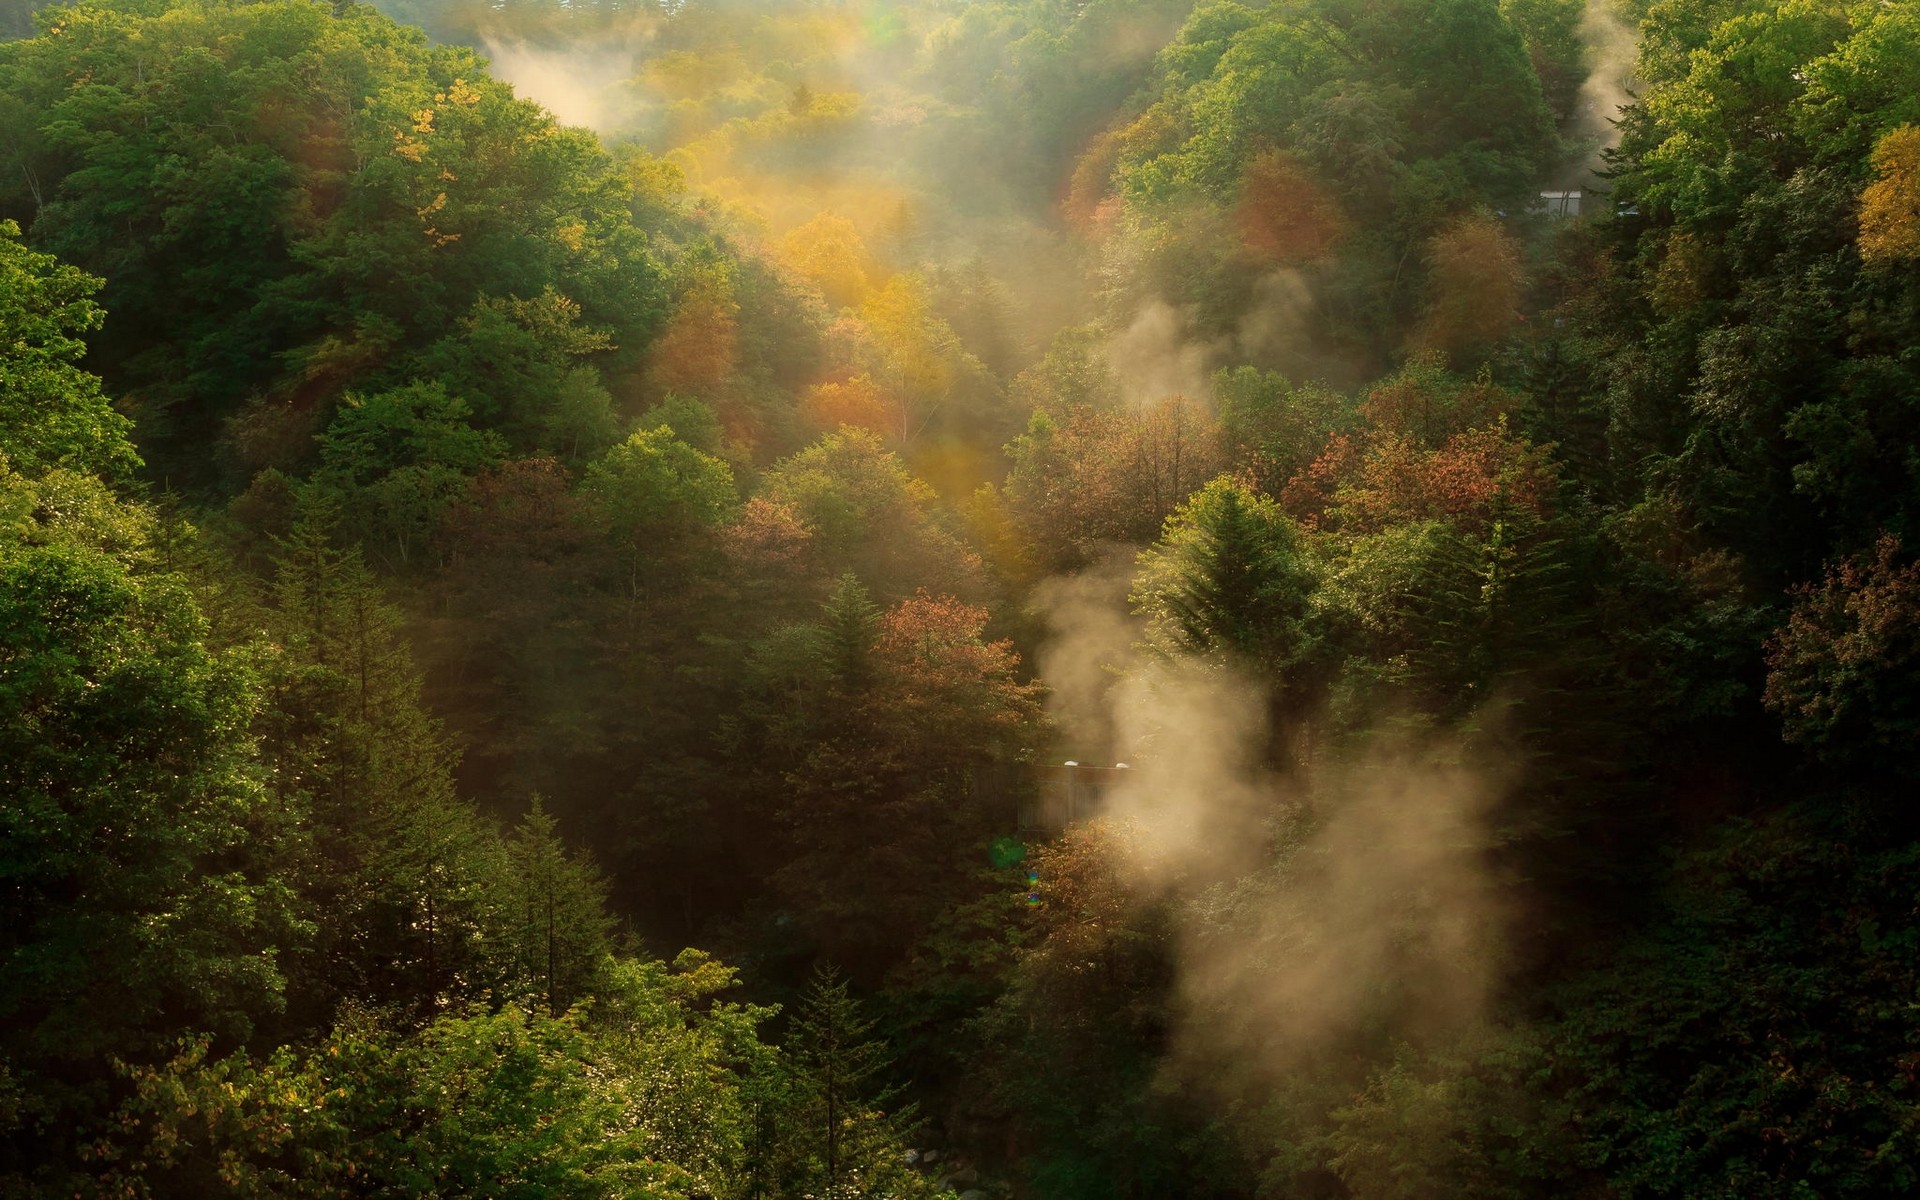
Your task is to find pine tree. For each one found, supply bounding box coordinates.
[507,797,614,1016]
[777,965,930,1199]
[264,496,509,1019]
[1135,477,1323,723]
[818,572,881,693]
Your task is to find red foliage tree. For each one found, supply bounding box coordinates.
[1765,534,1920,769]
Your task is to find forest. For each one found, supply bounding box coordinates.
[3,0,1920,1194]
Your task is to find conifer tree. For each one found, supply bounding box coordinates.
[777,965,932,1199]
[507,797,615,1016]
[265,496,511,1018]
[1134,476,1324,729]
[819,571,881,693]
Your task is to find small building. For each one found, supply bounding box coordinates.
[1017,763,1130,834]
[1539,190,1584,219]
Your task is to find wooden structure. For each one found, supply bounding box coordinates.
[1016,763,1131,834]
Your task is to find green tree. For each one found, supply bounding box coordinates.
[0,219,137,481]
[1134,476,1321,684]
[311,380,506,570]
[777,965,931,1199]
[760,429,981,600]
[579,424,737,600]
[0,462,290,1189]
[105,1003,699,1200]
[416,288,623,459]
[265,499,510,1018]
[507,797,615,1017]
[818,571,881,691]
[0,0,669,487]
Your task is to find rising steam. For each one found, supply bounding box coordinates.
[1036,572,1513,1093]
[1572,0,1640,177]
[481,31,654,134]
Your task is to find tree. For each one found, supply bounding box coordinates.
[819,571,882,691]
[1293,420,1558,539]
[507,798,615,1016]
[0,0,668,487]
[1214,366,1356,492]
[579,425,737,599]
[582,427,737,542]
[778,213,876,309]
[416,289,622,459]
[1498,0,1588,118]
[311,381,507,570]
[850,273,1000,448]
[1764,533,1920,774]
[1413,213,1525,363]
[757,579,1043,970]
[975,821,1207,1198]
[1003,398,1227,571]
[1236,150,1348,265]
[1859,124,1920,265]
[1134,477,1321,684]
[802,373,899,442]
[759,429,981,600]
[105,1003,697,1200]
[777,965,932,1199]
[265,499,511,1018]
[0,463,289,1188]
[647,265,740,404]
[0,219,138,482]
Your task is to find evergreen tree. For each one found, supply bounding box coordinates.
[776,965,931,1199]
[1137,477,1319,674]
[819,572,881,693]
[507,797,615,1016]
[264,496,511,1019]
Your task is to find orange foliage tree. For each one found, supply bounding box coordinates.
[1765,534,1920,767]
[1413,212,1524,362]
[646,268,739,403]
[1003,397,1227,570]
[766,579,1045,969]
[1236,150,1348,265]
[1285,421,1557,537]
[801,373,897,440]
[871,591,1046,752]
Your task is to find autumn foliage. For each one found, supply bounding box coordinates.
[872,590,1046,749]
[802,373,898,440]
[1765,534,1920,767]
[1283,422,1556,536]
[1236,150,1348,265]
[646,271,739,401]
[1859,125,1920,266]
[1413,213,1524,362]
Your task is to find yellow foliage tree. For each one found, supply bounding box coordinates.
[778,214,875,308]
[1860,125,1920,266]
[858,275,960,443]
[802,373,898,439]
